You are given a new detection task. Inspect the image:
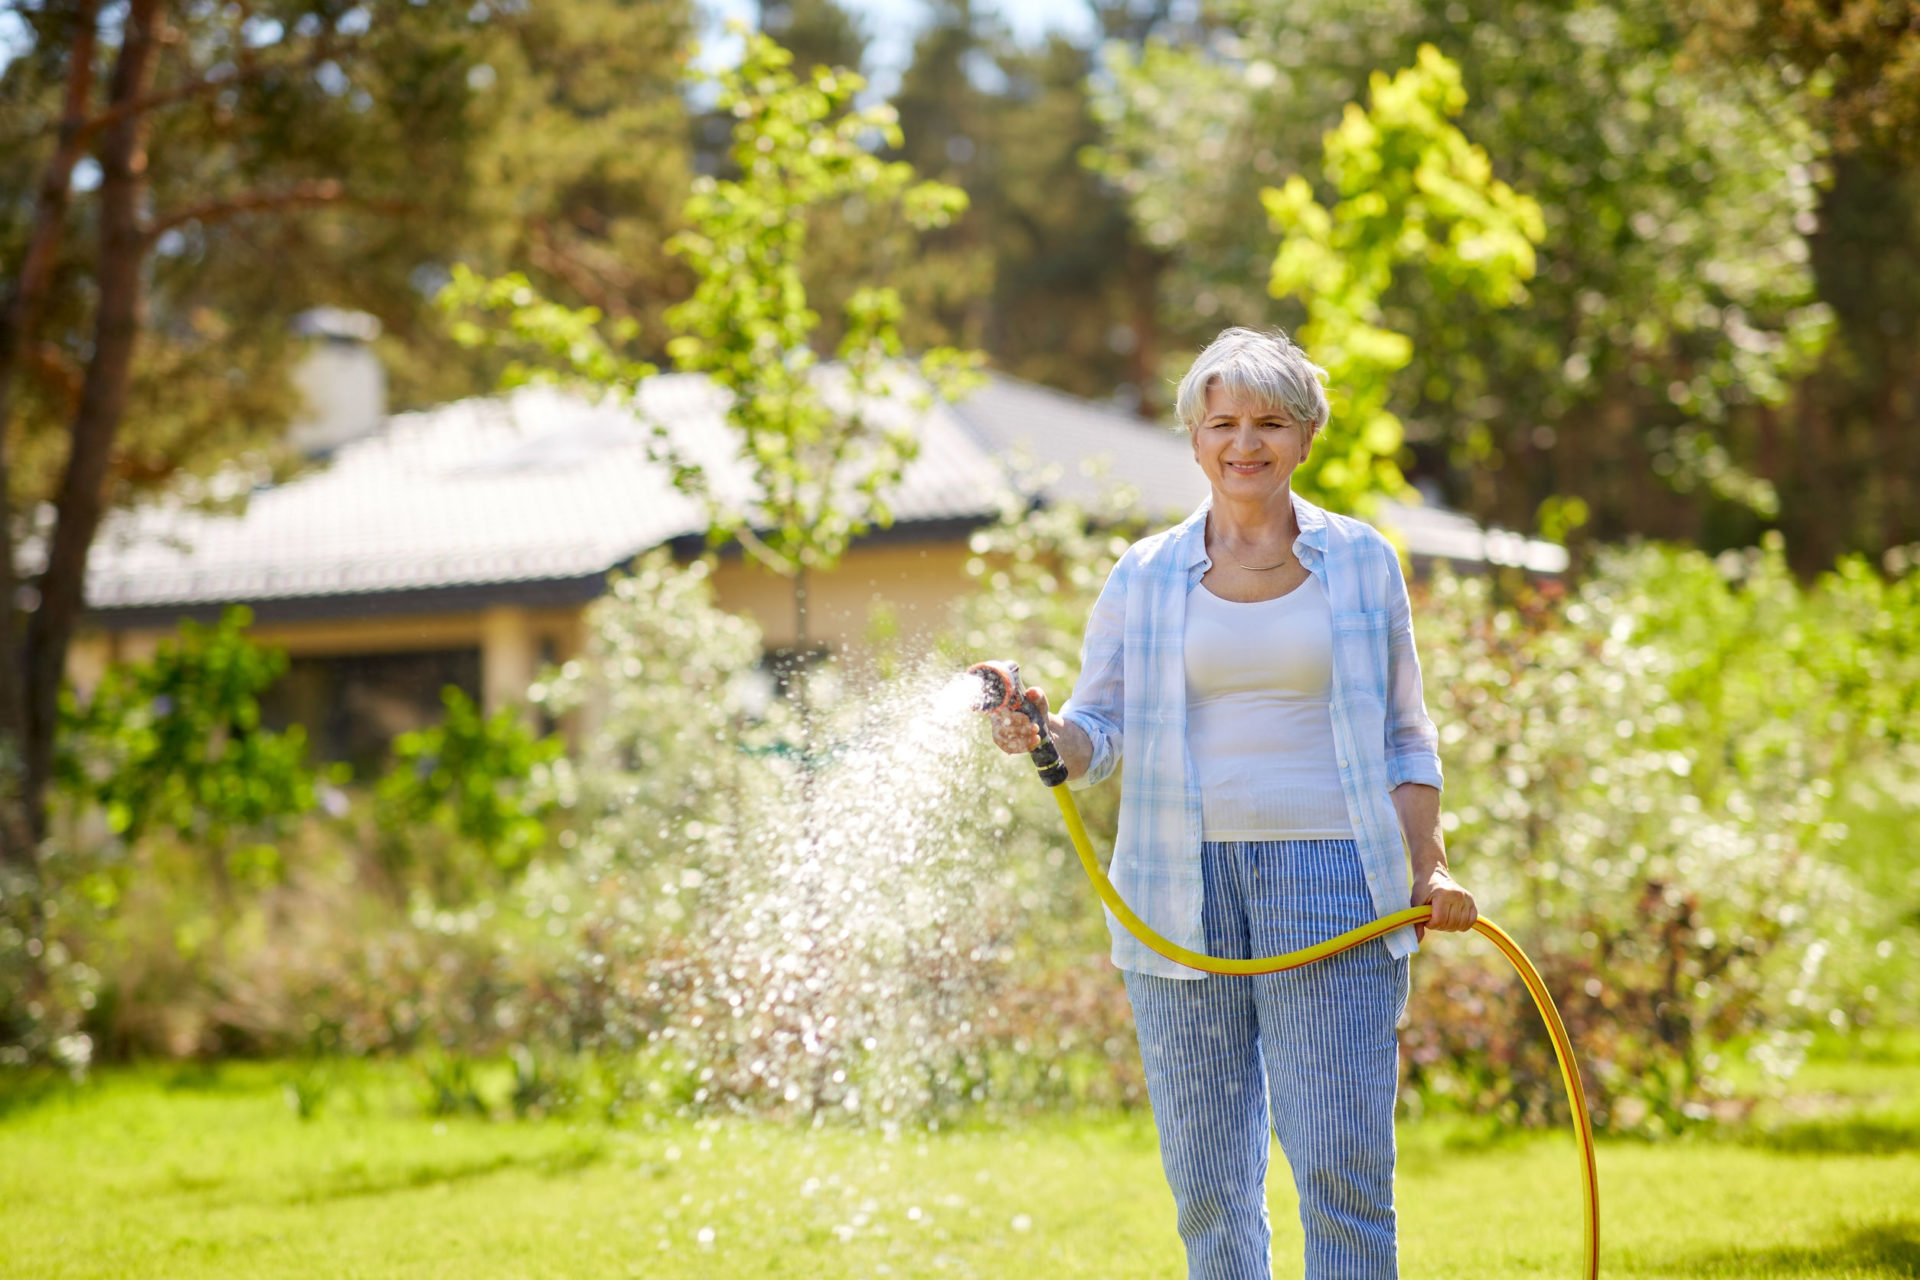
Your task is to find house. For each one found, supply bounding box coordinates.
[76,331,1565,767]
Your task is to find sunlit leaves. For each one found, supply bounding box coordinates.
[1089,0,1832,535]
[374,687,563,886]
[54,607,317,876]
[659,29,982,578]
[1261,45,1545,514]
[441,29,985,584]
[438,265,654,393]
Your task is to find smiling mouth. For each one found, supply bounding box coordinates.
[1225,461,1268,472]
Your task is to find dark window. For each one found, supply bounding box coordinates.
[261,648,482,777]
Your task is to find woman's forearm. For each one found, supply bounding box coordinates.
[1394,780,1476,933]
[1046,712,1095,782]
[1391,781,1447,883]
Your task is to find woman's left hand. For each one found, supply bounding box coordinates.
[1412,868,1477,942]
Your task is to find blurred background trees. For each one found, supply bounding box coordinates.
[0,0,691,855]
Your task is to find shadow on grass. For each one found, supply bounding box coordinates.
[0,1068,77,1120]
[282,1141,609,1206]
[1646,1218,1920,1278]
[158,1140,610,1209]
[1745,1117,1920,1156]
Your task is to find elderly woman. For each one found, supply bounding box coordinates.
[989,327,1476,1279]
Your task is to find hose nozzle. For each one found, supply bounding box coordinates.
[968,659,1070,787]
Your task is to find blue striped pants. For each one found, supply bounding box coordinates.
[1124,839,1409,1280]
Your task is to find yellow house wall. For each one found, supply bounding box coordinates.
[71,537,974,703]
[709,540,972,651]
[74,607,584,717]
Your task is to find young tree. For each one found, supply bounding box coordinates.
[1260,45,1543,513]
[446,31,984,657]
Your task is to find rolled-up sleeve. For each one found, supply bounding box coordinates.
[1382,546,1444,790]
[1060,555,1128,790]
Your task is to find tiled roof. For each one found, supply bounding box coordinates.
[85,369,1563,614]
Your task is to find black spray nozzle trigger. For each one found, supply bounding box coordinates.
[967,658,1069,788]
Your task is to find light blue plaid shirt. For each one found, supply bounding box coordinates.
[1060,491,1445,979]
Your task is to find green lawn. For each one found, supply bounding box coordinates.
[3,1062,1916,1279]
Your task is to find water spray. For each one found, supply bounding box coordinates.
[968,659,1602,1280]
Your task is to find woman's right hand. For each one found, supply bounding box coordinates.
[987,686,1049,756]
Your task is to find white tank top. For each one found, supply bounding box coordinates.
[1183,573,1355,841]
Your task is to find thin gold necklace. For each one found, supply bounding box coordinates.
[1209,513,1294,571]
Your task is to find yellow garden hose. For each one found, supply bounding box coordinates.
[1048,782,1600,1280]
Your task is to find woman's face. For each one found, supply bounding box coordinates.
[1191,382,1311,507]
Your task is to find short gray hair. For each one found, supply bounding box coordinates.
[1174,327,1331,439]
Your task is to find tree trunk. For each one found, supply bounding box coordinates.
[21,0,163,841]
[0,0,100,867]
[1125,241,1164,418]
[790,566,812,748]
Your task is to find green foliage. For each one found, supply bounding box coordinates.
[444,30,987,593]
[8,618,577,1067]
[415,1049,492,1117]
[280,1060,332,1122]
[16,509,1917,1133]
[0,0,692,512]
[9,610,320,1068]
[1679,8,1920,562]
[1409,545,1918,1132]
[55,608,317,877]
[883,1,1150,402]
[1685,1,1920,159]
[374,687,563,887]
[438,266,654,393]
[1088,0,1832,541]
[659,29,982,577]
[1261,45,1544,512]
[943,493,1918,1133]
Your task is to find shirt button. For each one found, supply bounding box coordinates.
[1339,758,1350,769]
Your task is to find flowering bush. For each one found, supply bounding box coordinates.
[1404,542,1916,1131]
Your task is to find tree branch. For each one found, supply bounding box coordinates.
[68,32,352,146]
[143,180,411,243]
[526,220,641,319]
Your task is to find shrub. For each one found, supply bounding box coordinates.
[941,503,1916,1133]
[1408,543,1914,1133]
[11,617,573,1068]
[372,687,564,899]
[5,609,322,1068]
[54,605,319,891]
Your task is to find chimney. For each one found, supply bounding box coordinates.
[288,307,387,455]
